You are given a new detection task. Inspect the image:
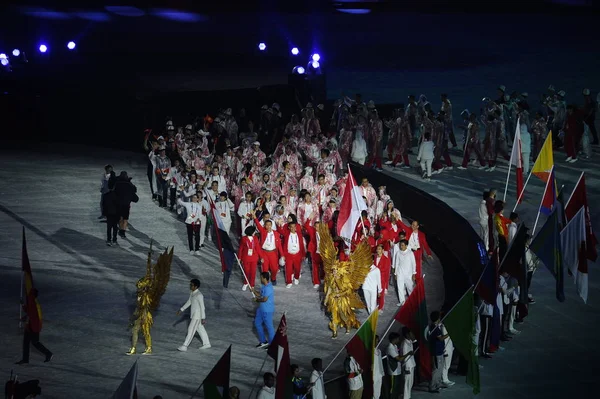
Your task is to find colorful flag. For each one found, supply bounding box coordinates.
[394,279,432,380]
[203,346,231,399]
[499,224,530,305]
[564,173,597,262]
[111,361,138,399]
[530,132,554,182]
[22,228,42,333]
[475,251,498,306]
[529,210,564,302]
[345,310,378,398]
[508,118,524,203]
[267,315,293,399]
[338,166,368,244]
[539,166,558,216]
[204,190,235,272]
[443,288,480,394]
[561,208,588,303]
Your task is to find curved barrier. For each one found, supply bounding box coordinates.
[349,163,485,309]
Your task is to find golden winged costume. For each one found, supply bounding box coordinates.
[317,224,372,338]
[126,241,174,355]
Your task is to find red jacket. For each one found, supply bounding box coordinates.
[238,236,259,263]
[374,253,391,274]
[254,217,283,257]
[410,230,432,256]
[281,227,306,258]
[304,221,318,253]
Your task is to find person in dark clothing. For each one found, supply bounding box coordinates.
[114,171,138,239]
[16,289,53,365]
[291,364,307,399]
[102,172,119,245]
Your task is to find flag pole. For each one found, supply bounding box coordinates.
[233,253,256,299]
[375,319,395,349]
[247,351,270,399]
[532,165,554,235]
[564,171,584,210]
[300,311,378,399]
[189,382,204,399]
[513,170,534,212]
[439,285,475,326]
[503,118,520,201]
[347,164,368,236]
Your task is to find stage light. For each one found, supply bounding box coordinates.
[67,41,76,50]
[0,53,6,59]
[13,49,20,56]
[312,53,320,62]
[312,61,320,69]
[39,44,48,53]
[292,66,305,75]
[291,47,299,55]
[1,58,8,66]
[258,42,266,51]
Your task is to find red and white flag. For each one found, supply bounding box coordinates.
[560,207,588,303]
[509,118,524,204]
[564,172,597,262]
[204,190,234,272]
[337,166,368,244]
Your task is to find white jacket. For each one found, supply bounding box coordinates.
[215,198,234,222]
[180,289,206,320]
[237,200,255,219]
[178,200,203,225]
[351,135,368,160]
[417,140,434,161]
[363,265,382,293]
[208,174,227,193]
[478,200,488,224]
[393,247,416,280]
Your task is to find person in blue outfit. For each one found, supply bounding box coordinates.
[253,272,275,348]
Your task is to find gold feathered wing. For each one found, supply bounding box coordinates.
[348,240,373,290]
[149,246,174,311]
[317,223,338,274]
[317,225,373,334]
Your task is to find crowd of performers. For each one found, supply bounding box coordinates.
[142,107,434,308]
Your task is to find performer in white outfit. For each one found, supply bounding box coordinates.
[400,327,416,399]
[216,191,235,234]
[177,279,211,351]
[392,240,416,306]
[373,336,385,399]
[478,192,489,250]
[440,323,455,386]
[237,192,255,237]
[309,358,327,399]
[362,264,382,314]
[198,194,210,246]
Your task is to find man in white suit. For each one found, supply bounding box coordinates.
[177,278,211,351]
[362,263,382,314]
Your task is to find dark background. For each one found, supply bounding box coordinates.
[1,1,599,151]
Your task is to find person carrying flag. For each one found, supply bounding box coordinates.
[16,288,53,365]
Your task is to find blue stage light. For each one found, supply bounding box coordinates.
[312,53,320,62]
[312,61,320,69]
[67,41,76,50]
[1,58,8,66]
[39,44,48,53]
[0,53,6,59]
[13,49,20,56]
[258,42,266,51]
[291,47,299,55]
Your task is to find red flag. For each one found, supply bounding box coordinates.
[267,315,293,399]
[393,279,432,380]
[565,173,597,262]
[204,190,234,272]
[337,166,368,244]
[508,119,524,203]
[539,167,558,216]
[22,228,42,333]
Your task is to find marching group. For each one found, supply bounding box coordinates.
[96,84,596,398]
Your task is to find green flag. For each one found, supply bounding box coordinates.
[443,288,480,395]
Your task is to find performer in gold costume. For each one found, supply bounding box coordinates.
[126,241,174,355]
[317,224,372,338]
